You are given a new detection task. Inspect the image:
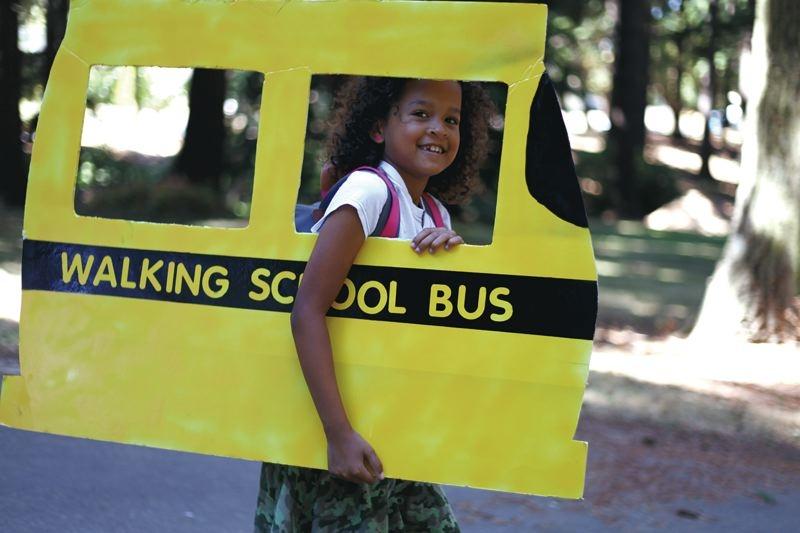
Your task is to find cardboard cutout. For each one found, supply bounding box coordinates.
[0,0,597,498]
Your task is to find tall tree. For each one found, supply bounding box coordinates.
[699,0,719,179]
[740,0,757,115]
[45,0,69,85]
[174,68,226,191]
[693,0,800,341]
[670,0,686,140]
[608,0,651,217]
[0,0,25,207]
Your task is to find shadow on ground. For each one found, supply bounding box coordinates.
[591,220,725,336]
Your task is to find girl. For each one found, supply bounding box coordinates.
[255,77,494,532]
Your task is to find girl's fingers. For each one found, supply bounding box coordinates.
[411,228,435,250]
[412,229,464,254]
[365,449,384,480]
[429,232,454,253]
[351,465,376,484]
[444,235,465,250]
[413,233,438,254]
[420,228,455,251]
[418,233,443,253]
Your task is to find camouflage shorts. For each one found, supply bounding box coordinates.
[254,462,460,532]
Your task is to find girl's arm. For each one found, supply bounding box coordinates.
[290,205,384,484]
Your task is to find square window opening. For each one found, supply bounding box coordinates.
[295,75,507,245]
[74,66,264,227]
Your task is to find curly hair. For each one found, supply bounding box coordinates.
[325,77,495,204]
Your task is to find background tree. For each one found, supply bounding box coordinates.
[651,0,687,140]
[668,0,686,140]
[698,0,719,179]
[607,0,651,217]
[173,68,226,191]
[693,0,800,341]
[1,0,25,207]
[44,0,68,84]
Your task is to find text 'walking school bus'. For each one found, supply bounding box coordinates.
[0,0,597,498]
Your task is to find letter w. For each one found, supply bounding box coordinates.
[61,252,94,285]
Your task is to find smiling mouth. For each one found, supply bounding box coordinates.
[419,144,446,154]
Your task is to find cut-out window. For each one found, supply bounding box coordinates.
[75,66,264,227]
[296,75,507,245]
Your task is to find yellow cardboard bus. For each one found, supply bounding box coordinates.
[0,0,596,498]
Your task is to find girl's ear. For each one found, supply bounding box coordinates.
[370,121,385,144]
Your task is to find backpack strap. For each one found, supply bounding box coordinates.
[315,165,400,238]
[368,167,401,238]
[421,193,446,228]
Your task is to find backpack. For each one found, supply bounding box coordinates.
[295,165,446,237]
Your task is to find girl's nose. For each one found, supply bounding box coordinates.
[428,120,446,136]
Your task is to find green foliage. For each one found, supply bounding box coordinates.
[85,66,120,108]
[77,180,225,224]
[75,147,226,223]
[650,0,754,110]
[546,0,615,98]
[76,146,167,187]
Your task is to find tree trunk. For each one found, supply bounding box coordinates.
[608,0,651,218]
[671,0,686,141]
[693,0,800,342]
[699,0,719,180]
[174,68,226,191]
[45,0,69,86]
[670,31,685,140]
[0,0,25,207]
[739,0,758,117]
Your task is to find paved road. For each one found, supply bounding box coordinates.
[2,424,798,533]
[0,426,259,533]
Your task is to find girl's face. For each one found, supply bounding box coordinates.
[377,80,461,184]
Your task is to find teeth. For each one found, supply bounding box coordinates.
[422,145,443,153]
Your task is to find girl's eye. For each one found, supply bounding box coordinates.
[412,110,429,118]
[446,117,460,126]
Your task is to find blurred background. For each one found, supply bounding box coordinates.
[1,1,798,531]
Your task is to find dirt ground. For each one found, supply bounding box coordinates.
[448,410,799,531]
[444,337,800,531]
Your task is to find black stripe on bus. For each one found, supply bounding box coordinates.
[22,239,597,340]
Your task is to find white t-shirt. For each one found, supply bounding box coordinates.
[310,161,452,240]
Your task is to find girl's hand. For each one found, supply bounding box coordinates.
[411,228,464,254]
[326,428,384,484]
